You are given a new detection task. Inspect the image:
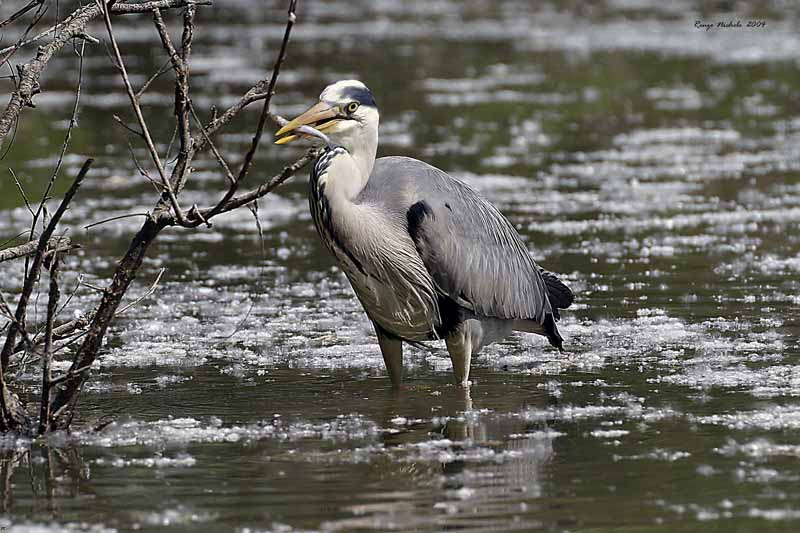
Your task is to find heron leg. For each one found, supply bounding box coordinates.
[374,323,403,387]
[445,321,475,387]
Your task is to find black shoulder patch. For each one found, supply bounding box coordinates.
[406,201,433,242]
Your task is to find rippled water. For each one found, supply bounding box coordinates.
[1,0,799,531]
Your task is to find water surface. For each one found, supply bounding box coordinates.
[1,0,799,531]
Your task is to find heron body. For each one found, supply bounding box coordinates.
[277,80,574,386]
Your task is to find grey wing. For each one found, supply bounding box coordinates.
[362,156,554,324]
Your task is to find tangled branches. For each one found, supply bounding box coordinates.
[0,0,313,434]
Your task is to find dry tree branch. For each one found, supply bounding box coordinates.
[27,39,85,246]
[9,310,96,363]
[183,0,299,225]
[116,268,165,315]
[0,159,93,372]
[48,1,306,426]
[100,0,189,226]
[237,0,297,184]
[8,169,34,218]
[1,0,311,434]
[0,0,48,70]
[191,149,319,222]
[151,3,197,202]
[85,213,150,230]
[0,0,46,30]
[0,237,74,264]
[37,253,60,435]
[0,294,34,431]
[0,0,209,58]
[135,57,172,100]
[0,293,37,354]
[0,0,207,150]
[152,8,191,158]
[189,102,235,186]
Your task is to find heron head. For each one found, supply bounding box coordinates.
[275,80,379,153]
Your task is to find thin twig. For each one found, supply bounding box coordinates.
[116,268,165,315]
[85,213,150,230]
[0,159,92,371]
[152,7,191,172]
[180,0,299,226]
[248,200,265,255]
[215,298,256,341]
[190,148,319,222]
[48,364,92,387]
[0,0,45,30]
[134,57,172,100]
[55,273,83,319]
[112,114,143,137]
[7,308,93,365]
[0,0,209,58]
[0,0,208,150]
[0,293,36,353]
[188,102,234,185]
[236,0,297,184]
[101,0,188,225]
[0,231,31,250]
[30,38,85,245]
[8,169,34,218]
[0,0,48,70]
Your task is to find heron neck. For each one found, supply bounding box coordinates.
[327,119,377,199]
[350,128,377,186]
[323,139,376,201]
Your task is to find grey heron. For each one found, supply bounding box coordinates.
[275,80,574,387]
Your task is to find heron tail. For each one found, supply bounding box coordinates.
[539,268,574,321]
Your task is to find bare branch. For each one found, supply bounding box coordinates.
[0,237,74,264]
[0,0,45,30]
[48,1,306,426]
[7,308,95,365]
[189,102,235,186]
[8,169,34,218]
[192,0,298,156]
[0,0,48,68]
[236,0,297,184]
[191,148,319,223]
[116,268,165,315]
[85,213,150,230]
[135,57,172,100]
[0,0,207,150]
[49,214,166,425]
[171,0,300,226]
[112,114,143,138]
[0,159,92,371]
[152,7,192,176]
[0,293,36,354]
[0,0,210,58]
[101,0,189,226]
[29,39,85,245]
[38,253,60,435]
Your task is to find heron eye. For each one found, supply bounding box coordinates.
[346,101,359,114]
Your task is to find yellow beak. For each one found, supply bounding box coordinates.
[274,101,340,144]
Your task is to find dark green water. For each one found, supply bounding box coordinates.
[1,0,799,531]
